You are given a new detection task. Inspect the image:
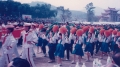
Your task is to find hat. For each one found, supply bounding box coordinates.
[76,29,83,36]
[24,23,31,27]
[6,25,14,28]
[70,27,77,34]
[52,25,59,33]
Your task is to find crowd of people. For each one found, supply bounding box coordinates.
[0,21,120,67]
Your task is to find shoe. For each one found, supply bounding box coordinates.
[48,60,53,63]
[58,64,62,66]
[52,60,55,62]
[71,61,76,64]
[66,59,69,61]
[33,54,36,57]
[95,53,97,56]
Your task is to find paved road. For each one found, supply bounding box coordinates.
[0,46,108,67]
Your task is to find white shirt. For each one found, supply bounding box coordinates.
[116,37,120,45]
[21,30,26,37]
[32,29,39,35]
[65,36,70,44]
[49,37,56,43]
[2,33,16,54]
[86,37,94,43]
[41,34,47,40]
[58,34,65,45]
[92,33,96,42]
[69,33,76,41]
[38,30,43,37]
[22,31,38,48]
[82,33,87,40]
[76,36,83,44]
[103,36,111,43]
[53,32,59,40]
[98,34,105,42]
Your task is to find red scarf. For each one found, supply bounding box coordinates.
[24,33,28,43]
[24,31,32,43]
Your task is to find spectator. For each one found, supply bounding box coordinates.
[8,58,30,67]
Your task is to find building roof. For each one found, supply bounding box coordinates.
[101,15,110,18]
[104,10,110,12]
[108,7,116,10]
[104,7,119,12]
[101,13,109,16]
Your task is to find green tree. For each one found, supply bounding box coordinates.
[85,2,95,22]
[57,6,72,22]
[0,1,57,19]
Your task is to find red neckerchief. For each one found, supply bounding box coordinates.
[24,31,31,43]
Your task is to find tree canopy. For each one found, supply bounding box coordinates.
[57,6,72,22]
[0,1,57,19]
[85,2,95,22]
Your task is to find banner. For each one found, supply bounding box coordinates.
[22,15,32,20]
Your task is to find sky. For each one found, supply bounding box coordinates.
[14,0,120,10]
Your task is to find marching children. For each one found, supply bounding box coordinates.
[64,33,70,60]
[111,32,118,54]
[85,33,94,61]
[31,24,38,57]
[48,31,56,63]
[72,33,84,64]
[21,23,38,67]
[116,37,120,53]
[69,33,76,53]
[96,31,105,54]
[115,32,120,53]
[37,28,43,53]
[41,28,48,57]
[100,31,111,59]
[12,26,20,58]
[54,33,65,66]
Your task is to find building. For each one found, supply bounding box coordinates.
[100,7,120,22]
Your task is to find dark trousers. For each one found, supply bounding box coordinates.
[18,36,23,46]
[42,39,48,54]
[70,40,74,53]
[48,43,56,60]
[96,41,102,54]
[92,42,95,51]
[0,42,2,48]
[64,43,70,60]
[91,42,96,56]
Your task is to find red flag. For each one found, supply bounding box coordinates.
[12,29,21,39]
